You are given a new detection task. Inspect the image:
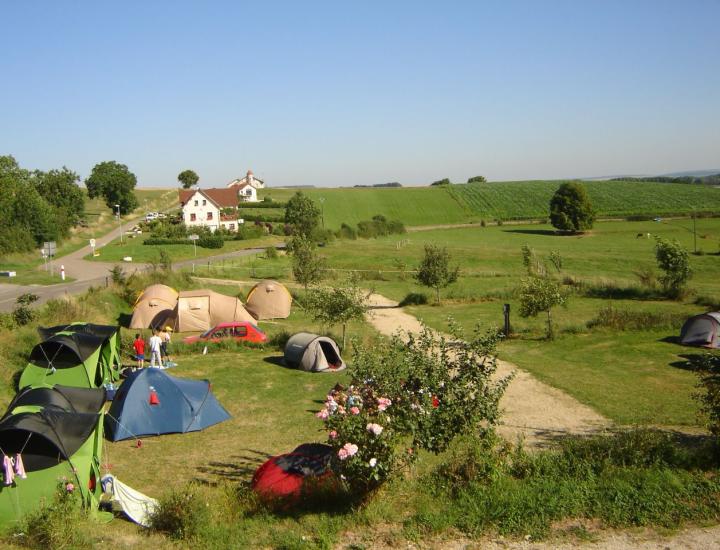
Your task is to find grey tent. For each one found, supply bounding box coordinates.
[680,312,720,348]
[283,333,346,373]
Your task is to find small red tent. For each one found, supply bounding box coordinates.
[251,443,334,501]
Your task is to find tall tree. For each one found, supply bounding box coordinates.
[549,181,595,233]
[85,161,138,214]
[177,169,199,189]
[33,167,85,228]
[415,244,459,303]
[285,191,321,237]
[467,175,487,183]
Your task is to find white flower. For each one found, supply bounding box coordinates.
[366,423,384,436]
[369,458,377,468]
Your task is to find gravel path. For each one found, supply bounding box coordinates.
[365,293,609,447]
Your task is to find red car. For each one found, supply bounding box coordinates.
[182,322,267,344]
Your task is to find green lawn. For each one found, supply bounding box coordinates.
[258,180,720,229]
[84,233,282,263]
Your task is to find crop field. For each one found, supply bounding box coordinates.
[258,180,720,228]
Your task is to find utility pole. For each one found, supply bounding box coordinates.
[116,204,123,244]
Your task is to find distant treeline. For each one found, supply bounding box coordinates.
[353,182,402,188]
[612,174,720,185]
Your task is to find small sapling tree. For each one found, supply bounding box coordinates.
[305,280,369,349]
[289,236,325,290]
[517,276,567,339]
[654,237,692,299]
[415,244,459,303]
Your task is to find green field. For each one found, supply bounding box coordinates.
[258,180,720,229]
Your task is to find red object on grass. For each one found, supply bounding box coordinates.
[432,396,440,408]
[136,440,142,448]
[251,443,334,502]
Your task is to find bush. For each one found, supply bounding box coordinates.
[12,293,39,326]
[149,483,211,541]
[399,292,429,306]
[265,246,278,259]
[356,215,406,239]
[196,234,224,249]
[314,324,512,494]
[694,354,720,435]
[586,305,687,331]
[336,223,357,240]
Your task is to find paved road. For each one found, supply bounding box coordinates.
[0,219,283,312]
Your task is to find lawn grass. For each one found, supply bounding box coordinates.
[258,180,720,229]
[84,233,282,263]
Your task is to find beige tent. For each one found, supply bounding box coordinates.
[129,284,179,329]
[245,280,292,320]
[283,333,346,372]
[173,289,255,332]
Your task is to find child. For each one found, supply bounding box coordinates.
[160,326,173,365]
[133,333,145,369]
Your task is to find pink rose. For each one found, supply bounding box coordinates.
[344,443,359,456]
[329,430,338,440]
[377,397,392,411]
[338,448,349,460]
[315,409,329,420]
[337,406,346,415]
[350,406,360,415]
[366,423,383,436]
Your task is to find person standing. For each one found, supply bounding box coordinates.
[160,326,173,366]
[149,330,163,368]
[132,333,145,370]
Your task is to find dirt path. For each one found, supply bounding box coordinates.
[365,293,609,447]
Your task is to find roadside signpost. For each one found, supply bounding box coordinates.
[188,234,199,258]
[42,241,57,276]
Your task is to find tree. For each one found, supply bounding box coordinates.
[289,236,325,289]
[85,161,138,214]
[517,276,567,339]
[177,169,199,189]
[415,244,459,303]
[285,191,321,237]
[430,178,451,186]
[33,167,85,229]
[467,175,487,183]
[654,237,692,298]
[305,281,369,349]
[549,181,595,233]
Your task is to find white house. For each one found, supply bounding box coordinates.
[235,182,258,202]
[228,169,264,191]
[178,188,243,232]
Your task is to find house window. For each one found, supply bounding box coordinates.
[207,212,213,220]
[202,199,207,206]
[229,224,235,231]
[194,200,198,206]
[246,189,252,195]
[190,213,196,221]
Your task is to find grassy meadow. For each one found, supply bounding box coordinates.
[257,180,720,229]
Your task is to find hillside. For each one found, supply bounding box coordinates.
[259,180,720,228]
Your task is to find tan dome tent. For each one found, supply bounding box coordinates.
[680,312,720,348]
[283,333,346,373]
[173,289,255,332]
[129,284,179,329]
[246,280,292,320]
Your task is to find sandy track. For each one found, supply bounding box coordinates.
[365,293,609,447]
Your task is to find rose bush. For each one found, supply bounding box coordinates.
[315,322,512,494]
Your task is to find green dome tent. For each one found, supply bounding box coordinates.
[0,386,106,527]
[20,324,121,389]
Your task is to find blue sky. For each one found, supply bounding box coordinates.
[2,1,718,187]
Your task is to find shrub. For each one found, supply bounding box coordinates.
[12,293,39,326]
[694,354,720,435]
[655,237,692,299]
[336,223,358,240]
[314,324,512,494]
[587,305,687,331]
[356,215,405,239]
[15,482,91,550]
[265,246,278,259]
[149,483,211,541]
[196,234,224,249]
[399,292,429,306]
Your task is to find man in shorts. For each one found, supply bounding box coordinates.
[149,330,163,368]
[133,333,145,369]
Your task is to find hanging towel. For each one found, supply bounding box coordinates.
[101,474,158,527]
[14,454,26,479]
[3,455,14,486]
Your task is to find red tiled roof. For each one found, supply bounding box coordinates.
[178,188,238,208]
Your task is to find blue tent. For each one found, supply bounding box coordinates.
[105,369,231,441]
